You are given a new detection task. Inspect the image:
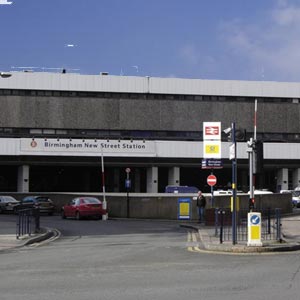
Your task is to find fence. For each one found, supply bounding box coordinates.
[214,208,282,244]
[16,208,40,239]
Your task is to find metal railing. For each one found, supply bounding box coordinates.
[214,208,282,244]
[16,208,40,239]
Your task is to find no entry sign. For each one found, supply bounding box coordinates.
[207,174,217,186]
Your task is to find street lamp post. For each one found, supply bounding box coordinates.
[224,122,238,245]
[231,122,237,245]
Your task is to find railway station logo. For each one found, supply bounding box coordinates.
[205,126,219,136]
[30,140,37,148]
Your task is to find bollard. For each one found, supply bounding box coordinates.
[102,200,108,221]
[215,208,219,237]
[34,208,40,233]
[219,210,225,244]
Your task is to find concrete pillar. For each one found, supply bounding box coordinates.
[113,168,120,192]
[18,165,30,192]
[168,167,180,186]
[147,166,158,193]
[276,168,288,192]
[292,168,300,189]
[134,168,141,192]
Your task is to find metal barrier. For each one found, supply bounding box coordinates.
[215,208,281,244]
[16,208,40,239]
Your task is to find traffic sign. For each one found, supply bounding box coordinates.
[207,175,217,186]
[201,159,223,169]
[125,168,131,173]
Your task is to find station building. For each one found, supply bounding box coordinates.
[1,71,300,193]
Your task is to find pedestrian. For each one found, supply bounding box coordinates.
[196,191,206,223]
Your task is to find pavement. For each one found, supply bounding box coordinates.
[182,213,300,253]
[0,223,59,253]
[0,213,300,254]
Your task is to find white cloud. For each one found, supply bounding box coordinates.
[179,44,200,65]
[0,0,12,5]
[220,0,300,81]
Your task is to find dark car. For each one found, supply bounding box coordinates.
[62,197,104,220]
[18,196,55,215]
[0,196,20,214]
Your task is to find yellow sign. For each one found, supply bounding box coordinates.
[178,198,191,220]
[203,141,221,159]
[205,144,220,154]
[179,203,189,216]
[251,226,260,240]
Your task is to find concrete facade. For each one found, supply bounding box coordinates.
[1,72,300,193]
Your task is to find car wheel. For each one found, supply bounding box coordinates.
[13,207,18,214]
[75,211,81,220]
[61,210,66,219]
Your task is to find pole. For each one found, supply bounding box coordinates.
[211,169,214,207]
[253,99,257,191]
[126,171,130,218]
[232,122,237,244]
[101,145,107,220]
[249,137,254,211]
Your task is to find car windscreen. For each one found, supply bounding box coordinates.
[2,196,18,203]
[82,198,101,204]
[36,197,51,202]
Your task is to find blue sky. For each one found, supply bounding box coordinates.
[1,0,300,82]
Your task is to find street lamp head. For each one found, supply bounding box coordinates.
[0,72,12,78]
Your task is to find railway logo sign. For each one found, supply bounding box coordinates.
[203,122,221,140]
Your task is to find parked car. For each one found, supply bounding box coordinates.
[279,190,300,208]
[165,185,199,193]
[18,196,55,215]
[62,197,105,220]
[247,189,273,195]
[291,191,300,208]
[0,196,20,213]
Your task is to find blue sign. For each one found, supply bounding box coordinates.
[201,159,223,169]
[250,214,260,225]
[125,179,131,189]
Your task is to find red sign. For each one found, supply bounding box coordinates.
[207,175,217,186]
[205,126,219,136]
[125,168,131,173]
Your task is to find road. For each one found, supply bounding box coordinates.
[0,215,300,300]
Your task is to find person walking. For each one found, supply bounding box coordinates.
[196,191,206,223]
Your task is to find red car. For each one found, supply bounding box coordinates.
[62,197,105,220]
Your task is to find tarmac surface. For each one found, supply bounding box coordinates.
[0,213,300,254]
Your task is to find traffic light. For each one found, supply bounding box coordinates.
[235,129,247,141]
[249,197,255,210]
[253,140,263,174]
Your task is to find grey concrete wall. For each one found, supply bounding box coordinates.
[1,95,300,133]
[6,192,292,219]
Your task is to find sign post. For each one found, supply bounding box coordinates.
[177,198,191,220]
[125,168,131,218]
[207,174,217,187]
[203,122,222,208]
[207,174,217,207]
[247,212,262,246]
